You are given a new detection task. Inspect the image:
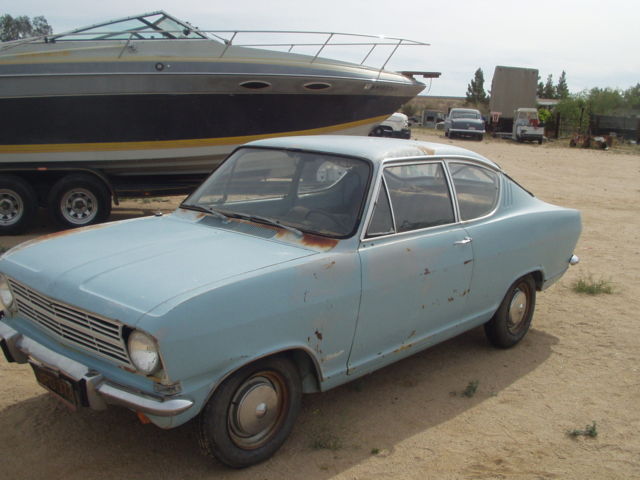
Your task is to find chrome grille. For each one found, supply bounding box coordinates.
[8,279,131,365]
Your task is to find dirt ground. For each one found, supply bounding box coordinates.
[0,131,639,480]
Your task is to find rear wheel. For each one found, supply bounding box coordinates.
[0,175,37,235]
[47,174,111,229]
[484,275,536,348]
[197,356,302,468]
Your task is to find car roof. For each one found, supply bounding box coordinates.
[450,108,481,113]
[244,136,500,169]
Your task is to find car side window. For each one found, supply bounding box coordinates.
[366,180,394,237]
[450,163,500,220]
[383,163,455,233]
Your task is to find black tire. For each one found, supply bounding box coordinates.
[0,175,38,235]
[370,126,385,137]
[47,174,111,228]
[484,275,536,349]
[444,130,449,137]
[477,134,484,141]
[197,356,302,468]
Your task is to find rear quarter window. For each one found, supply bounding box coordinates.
[449,163,500,220]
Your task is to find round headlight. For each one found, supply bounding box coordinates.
[0,275,14,311]
[127,330,161,375]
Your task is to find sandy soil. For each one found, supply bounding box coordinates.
[0,131,639,479]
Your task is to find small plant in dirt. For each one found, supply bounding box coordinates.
[572,275,614,295]
[311,433,342,451]
[370,448,380,455]
[462,380,479,398]
[567,421,598,438]
[0,246,8,255]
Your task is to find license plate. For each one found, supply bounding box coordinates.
[469,126,476,130]
[30,362,80,410]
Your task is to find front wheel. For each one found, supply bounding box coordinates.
[47,174,111,229]
[197,356,302,468]
[484,275,536,348]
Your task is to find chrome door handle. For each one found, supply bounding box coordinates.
[454,237,472,245]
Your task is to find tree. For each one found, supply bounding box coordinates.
[536,74,544,98]
[465,68,488,105]
[0,14,52,42]
[542,74,556,99]
[401,102,419,118]
[588,87,624,115]
[556,71,569,99]
[623,83,640,111]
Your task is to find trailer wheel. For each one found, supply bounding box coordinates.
[48,174,112,228]
[0,175,37,235]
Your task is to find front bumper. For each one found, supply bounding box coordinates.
[390,128,411,139]
[0,320,193,417]
[450,128,485,136]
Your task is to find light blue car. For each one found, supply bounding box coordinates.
[0,136,581,468]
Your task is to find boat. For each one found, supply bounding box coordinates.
[0,11,438,176]
[0,11,439,233]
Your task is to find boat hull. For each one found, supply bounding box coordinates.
[0,40,424,176]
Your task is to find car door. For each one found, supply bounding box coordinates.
[347,161,473,374]
[447,161,506,317]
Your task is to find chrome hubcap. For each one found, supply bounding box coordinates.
[61,188,98,224]
[229,374,282,448]
[0,190,23,225]
[508,288,528,331]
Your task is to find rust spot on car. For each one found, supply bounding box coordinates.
[464,259,473,265]
[448,297,454,302]
[300,234,339,250]
[416,145,436,155]
[393,343,413,353]
[423,268,431,276]
[272,229,338,250]
[408,330,416,339]
[324,261,336,269]
[315,330,323,341]
[406,248,412,252]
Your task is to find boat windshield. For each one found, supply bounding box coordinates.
[182,147,371,238]
[53,11,207,41]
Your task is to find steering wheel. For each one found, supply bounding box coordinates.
[304,209,343,230]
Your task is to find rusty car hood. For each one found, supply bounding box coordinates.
[0,214,319,322]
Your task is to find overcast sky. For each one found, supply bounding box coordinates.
[5,0,639,97]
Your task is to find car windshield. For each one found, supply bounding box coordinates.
[182,147,371,237]
[452,110,480,119]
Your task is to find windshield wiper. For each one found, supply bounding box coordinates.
[181,204,230,223]
[232,213,303,237]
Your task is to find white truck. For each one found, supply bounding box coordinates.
[512,108,544,144]
[369,112,411,139]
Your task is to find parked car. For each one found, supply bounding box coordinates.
[444,108,486,140]
[0,136,581,468]
[369,112,411,139]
